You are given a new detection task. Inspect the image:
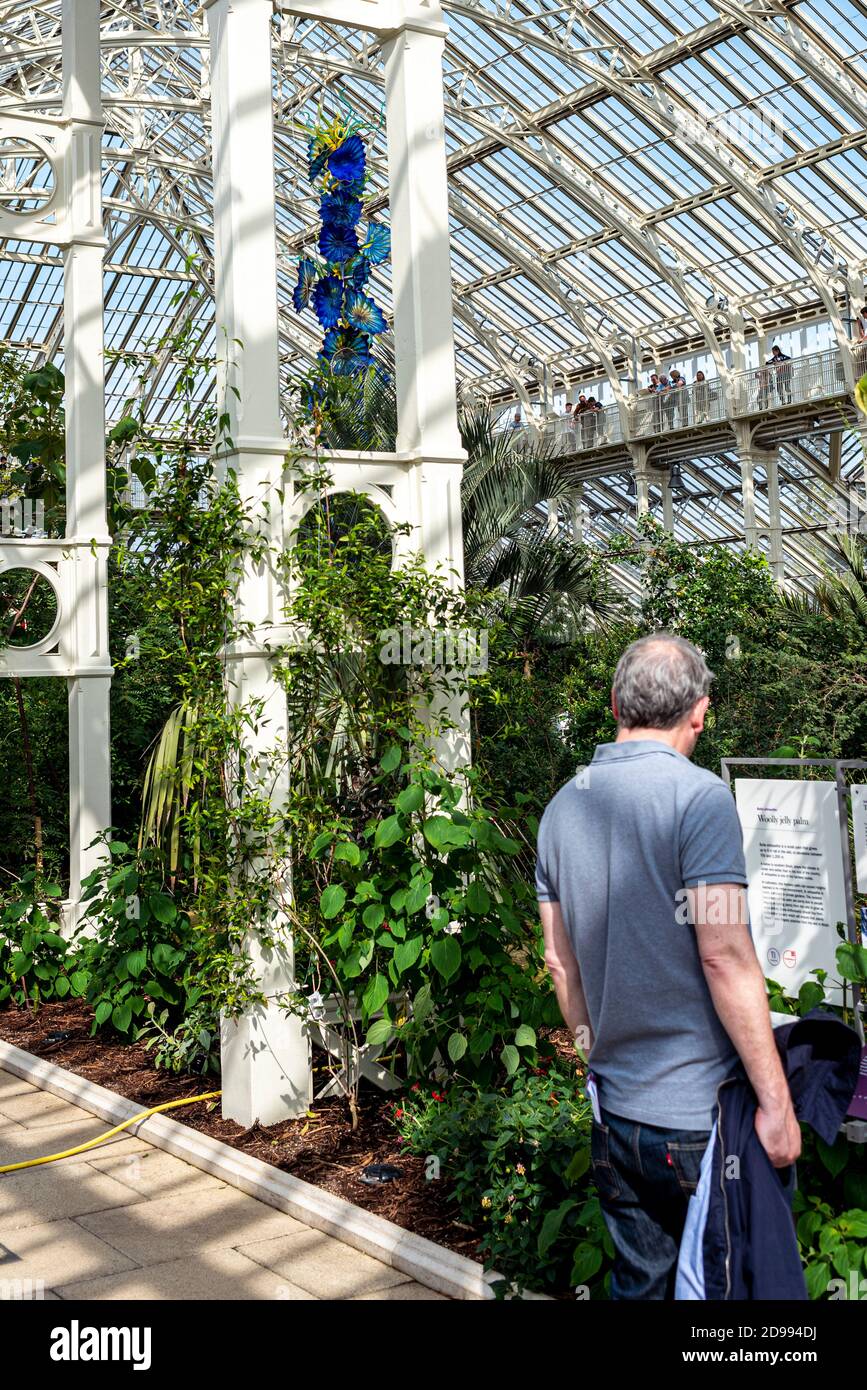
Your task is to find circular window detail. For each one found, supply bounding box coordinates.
[0,137,56,217]
[0,567,58,648]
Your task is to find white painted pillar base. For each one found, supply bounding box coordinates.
[67,673,112,932]
[221,1005,311,1128]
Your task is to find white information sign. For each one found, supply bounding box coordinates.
[734,779,848,1002]
[851,786,867,894]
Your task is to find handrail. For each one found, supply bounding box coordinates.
[498,342,863,457]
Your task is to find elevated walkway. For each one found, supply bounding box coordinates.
[509,344,867,474]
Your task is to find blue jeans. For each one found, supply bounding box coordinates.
[591,1108,711,1300]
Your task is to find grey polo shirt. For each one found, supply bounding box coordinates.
[536,739,748,1130]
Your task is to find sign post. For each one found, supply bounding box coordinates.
[721,758,865,1042]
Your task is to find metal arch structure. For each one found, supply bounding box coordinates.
[0,2,865,562]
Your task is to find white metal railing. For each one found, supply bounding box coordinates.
[541,405,623,454]
[630,377,726,438]
[731,346,847,415]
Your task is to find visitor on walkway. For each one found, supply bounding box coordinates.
[768,345,792,404]
[536,634,801,1300]
[693,370,709,423]
[659,373,676,430]
[669,369,687,427]
[857,305,867,342]
[755,364,772,410]
[583,395,600,447]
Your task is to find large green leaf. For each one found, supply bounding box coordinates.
[396,783,424,815]
[538,1199,577,1258]
[422,816,471,852]
[320,884,347,919]
[430,935,461,982]
[465,880,491,915]
[362,971,389,1017]
[394,934,423,974]
[374,815,404,849]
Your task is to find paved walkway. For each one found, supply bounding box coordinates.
[0,1068,445,1300]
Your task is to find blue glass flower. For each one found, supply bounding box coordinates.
[322,327,373,375]
[320,191,362,230]
[312,275,344,328]
[308,138,330,183]
[361,222,391,265]
[319,222,358,264]
[292,258,317,313]
[344,290,386,336]
[327,134,366,186]
[346,255,371,289]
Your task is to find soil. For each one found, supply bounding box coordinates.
[0,998,484,1262]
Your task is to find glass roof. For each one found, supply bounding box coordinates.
[0,0,865,585]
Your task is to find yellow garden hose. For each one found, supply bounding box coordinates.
[0,1090,221,1174]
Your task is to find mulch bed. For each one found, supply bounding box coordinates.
[0,999,483,1262]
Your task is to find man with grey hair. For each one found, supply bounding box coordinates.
[536,633,800,1300]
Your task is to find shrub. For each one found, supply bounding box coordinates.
[391,1066,612,1297]
[0,870,84,1007]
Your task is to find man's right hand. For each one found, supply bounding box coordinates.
[754,1102,802,1168]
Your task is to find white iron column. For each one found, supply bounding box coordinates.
[764,449,785,583]
[383,9,470,772]
[207,0,310,1126]
[63,0,112,918]
[735,426,759,550]
[629,446,650,518]
[661,474,674,532]
[571,484,585,544]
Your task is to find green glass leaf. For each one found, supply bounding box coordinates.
[447,1031,467,1062]
[362,903,386,930]
[514,1024,536,1049]
[501,1043,520,1075]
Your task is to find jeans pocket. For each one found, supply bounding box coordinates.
[666,1138,710,1198]
[591,1120,622,1202]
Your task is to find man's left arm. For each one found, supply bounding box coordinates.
[540,900,594,1054]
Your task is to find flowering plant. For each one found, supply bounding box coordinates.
[292,114,391,380]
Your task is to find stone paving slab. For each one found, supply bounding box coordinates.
[0,1088,102,1129]
[86,1147,226,1202]
[0,1217,138,1289]
[0,1116,149,1167]
[76,1185,309,1267]
[57,1248,321,1301]
[0,1163,146,1231]
[238,1228,412,1299]
[0,1066,452,1301]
